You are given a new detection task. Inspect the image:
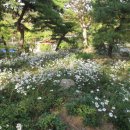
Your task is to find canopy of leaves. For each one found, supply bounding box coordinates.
[92,0,130,47]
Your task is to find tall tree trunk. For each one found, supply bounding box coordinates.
[18,24,24,49]
[16,4,28,49]
[82,26,87,45]
[55,34,66,51]
[80,16,91,47]
[108,44,113,57]
[1,36,8,53]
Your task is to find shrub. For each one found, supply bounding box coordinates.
[37,113,66,130]
[59,42,71,50]
[0,51,130,129]
[66,99,101,127]
[76,52,93,60]
[40,44,52,51]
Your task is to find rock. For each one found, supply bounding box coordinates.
[120,48,130,57]
[60,79,75,89]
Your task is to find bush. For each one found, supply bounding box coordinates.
[66,99,101,127]
[83,113,101,127]
[40,44,52,51]
[76,52,93,60]
[0,52,130,129]
[59,42,71,50]
[38,113,66,130]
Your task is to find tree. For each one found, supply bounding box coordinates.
[92,0,130,57]
[3,0,67,50]
[65,0,92,46]
[3,0,36,49]
[33,0,74,51]
[0,0,6,20]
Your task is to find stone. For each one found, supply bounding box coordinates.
[120,48,130,57]
[60,79,75,89]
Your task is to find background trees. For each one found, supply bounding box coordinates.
[65,0,92,46]
[0,0,6,20]
[0,0,130,57]
[92,0,130,57]
[2,0,69,49]
[33,0,74,51]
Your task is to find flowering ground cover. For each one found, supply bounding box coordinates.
[0,51,130,130]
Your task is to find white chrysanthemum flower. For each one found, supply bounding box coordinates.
[37,97,42,100]
[76,90,80,93]
[114,115,117,119]
[126,110,130,113]
[104,100,109,105]
[6,124,9,127]
[102,108,106,112]
[90,90,94,93]
[98,109,102,112]
[109,112,113,117]
[95,96,99,100]
[95,102,99,108]
[101,102,104,106]
[16,123,22,130]
[112,106,116,110]
[96,89,99,92]
[124,97,129,101]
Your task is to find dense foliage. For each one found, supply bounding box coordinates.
[92,0,130,56]
[0,1,130,130]
[0,52,130,129]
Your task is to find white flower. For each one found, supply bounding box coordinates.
[37,97,42,100]
[112,106,115,110]
[95,102,99,108]
[104,100,109,105]
[0,126,2,129]
[126,110,130,113]
[76,90,80,93]
[16,123,22,130]
[114,115,117,119]
[109,112,113,117]
[95,96,99,100]
[57,74,61,77]
[90,90,94,93]
[96,89,99,92]
[27,85,31,89]
[6,124,9,127]
[124,97,129,101]
[98,109,102,112]
[102,108,106,112]
[75,75,81,80]
[50,89,53,92]
[101,102,104,106]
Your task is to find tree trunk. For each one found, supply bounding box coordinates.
[82,27,88,46]
[1,36,8,53]
[55,34,66,51]
[18,24,24,49]
[108,44,113,57]
[80,18,91,47]
[16,4,28,49]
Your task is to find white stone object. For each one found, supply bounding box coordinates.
[60,79,75,89]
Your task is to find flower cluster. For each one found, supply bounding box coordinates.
[0,51,130,128]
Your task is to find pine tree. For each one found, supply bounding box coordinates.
[0,0,6,20]
[2,0,67,50]
[92,0,130,57]
[33,0,74,51]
